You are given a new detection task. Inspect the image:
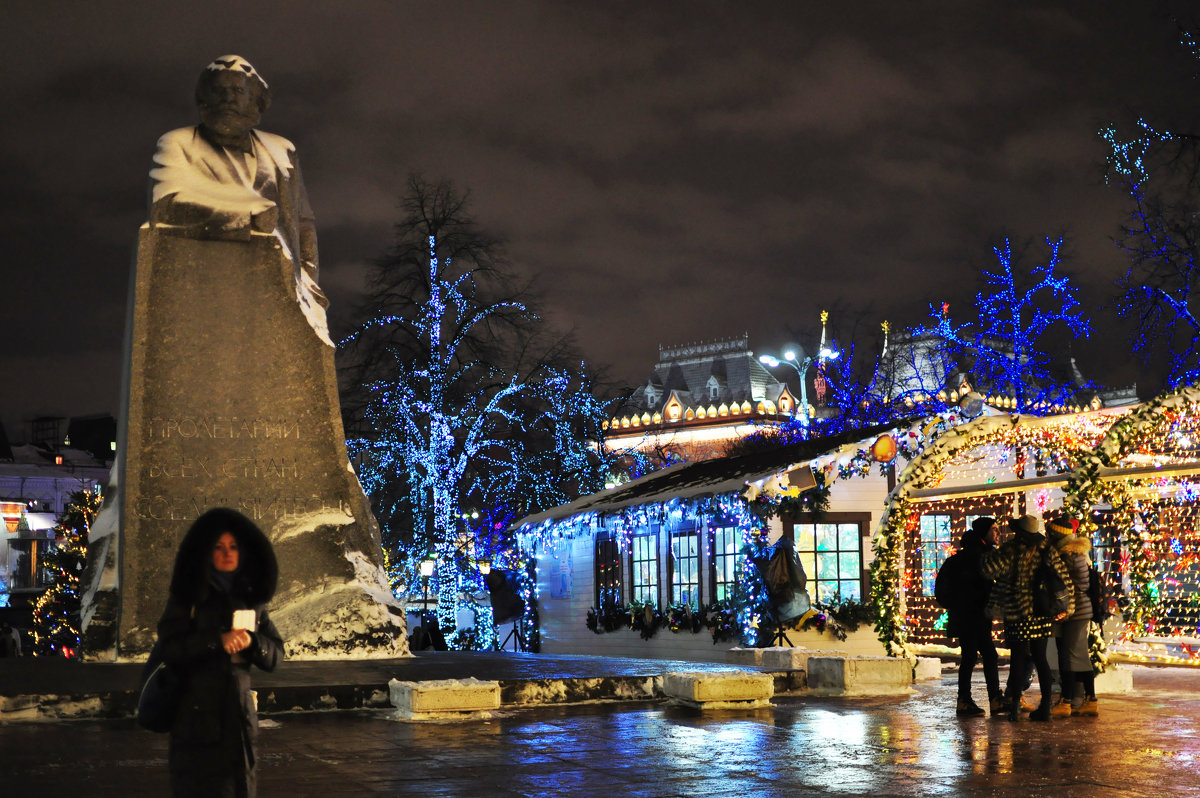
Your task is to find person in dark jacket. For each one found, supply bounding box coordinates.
[157,507,284,798]
[935,517,1003,716]
[981,513,1073,721]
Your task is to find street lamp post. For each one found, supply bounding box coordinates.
[419,556,435,616]
[758,345,839,427]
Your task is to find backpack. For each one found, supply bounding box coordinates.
[1032,549,1071,619]
[934,552,963,611]
[1086,565,1110,622]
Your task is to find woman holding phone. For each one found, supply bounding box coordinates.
[156,507,284,797]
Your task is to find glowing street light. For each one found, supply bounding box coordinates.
[759,315,840,427]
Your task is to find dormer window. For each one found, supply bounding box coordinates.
[645,384,660,407]
[706,375,720,400]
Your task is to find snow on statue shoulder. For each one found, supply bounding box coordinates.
[148,55,330,345]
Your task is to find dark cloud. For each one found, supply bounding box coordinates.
[2,1,1198,436]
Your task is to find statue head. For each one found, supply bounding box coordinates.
[195,55,271,141]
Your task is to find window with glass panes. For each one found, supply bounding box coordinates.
[631,532,659,605]
[919,514,954,595]
[669,531,700,608]
[710,526,741,602]
[594,532,623,608]
[792,518,865,602]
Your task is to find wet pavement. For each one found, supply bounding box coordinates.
[5,670,1200,797]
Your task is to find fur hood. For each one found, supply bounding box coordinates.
[168,507,278,605]
[1050,532,1091,556]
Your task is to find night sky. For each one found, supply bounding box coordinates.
[3,2,1198,441]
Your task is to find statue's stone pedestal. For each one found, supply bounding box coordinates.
[82,226,407,660]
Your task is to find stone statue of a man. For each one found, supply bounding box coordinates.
[149,55,329,342]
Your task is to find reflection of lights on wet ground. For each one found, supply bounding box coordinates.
[808,709,867,746]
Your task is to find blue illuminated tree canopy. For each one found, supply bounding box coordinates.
[1103,117,1200,387]
[967,237,1093,409]
[1101,20,1200,387]
[340,176,620,636]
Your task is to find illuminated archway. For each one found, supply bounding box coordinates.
[1063,385,1200,659]
[871,412,1119,657]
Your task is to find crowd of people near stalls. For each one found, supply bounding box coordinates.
[935,512,1105,721]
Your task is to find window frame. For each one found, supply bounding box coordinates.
[709,524,742,604]
[786,512,871,603]
[629,529,660,606]
[668,528,701,609]
[594,530,623,609]
[917,512,955,598]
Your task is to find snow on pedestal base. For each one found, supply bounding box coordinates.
[661,671,773,709]
[806,656,914,696]
[389,678,500,720]
[274,546,408,660]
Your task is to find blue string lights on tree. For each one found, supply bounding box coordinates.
[340,177,622,647]
[969,237,1093,410]
[1102,115,1200,388]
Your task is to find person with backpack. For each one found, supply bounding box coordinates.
[935,517,1003,716]
[981,514,1073,721]
[1046,516,1099,717]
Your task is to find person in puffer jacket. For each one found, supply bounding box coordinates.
[1045,515,1098,717]
[981,514,1073,721]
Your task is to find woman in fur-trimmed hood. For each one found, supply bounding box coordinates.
[157,507,284,798]
[1046,515,1099,716]
[982,514,1072,721]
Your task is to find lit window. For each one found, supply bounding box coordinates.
[793,520,864,602]
[670,531,700,609]
[919,514,954,596]
[631,533,658,605]
[711,526,741,602]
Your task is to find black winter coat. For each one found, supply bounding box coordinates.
[935,533,992,638]
[157,508,284,798]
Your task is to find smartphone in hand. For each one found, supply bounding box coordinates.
[232,609,257,633]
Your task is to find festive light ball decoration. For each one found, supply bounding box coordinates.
[871,434,898,464]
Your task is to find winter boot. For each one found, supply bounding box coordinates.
[989,696,1009,716]
[1050,697,1073,718]
[1029,696,1052,721]
[956,697,986,717]
[1074,697,1099,716]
